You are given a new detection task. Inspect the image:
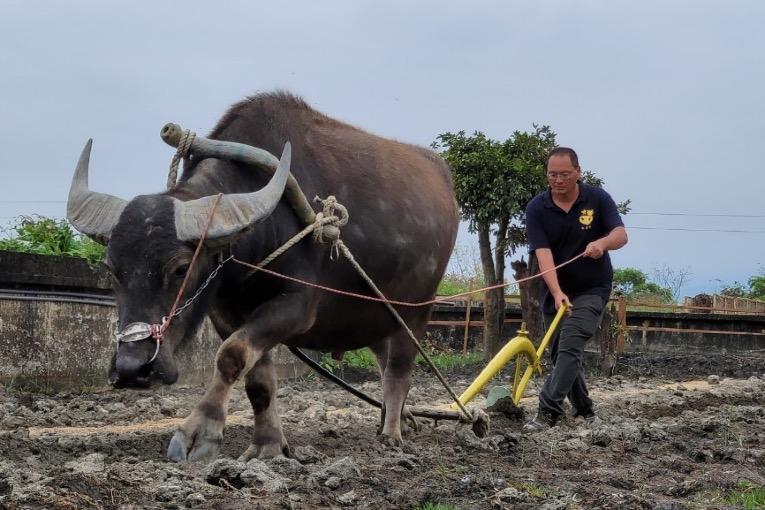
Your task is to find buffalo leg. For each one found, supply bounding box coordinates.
[372,340,420,436]
[167,330,260,462]
[378,323,421,445]
[239,352,289,461]
[167,294,316,463]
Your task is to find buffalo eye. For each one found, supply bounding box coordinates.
[173,264,189,278]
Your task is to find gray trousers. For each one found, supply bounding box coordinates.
[538,294,606,417]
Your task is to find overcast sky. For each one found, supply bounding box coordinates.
[1,1,763,297]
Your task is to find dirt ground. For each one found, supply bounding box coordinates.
[0,352,763,510]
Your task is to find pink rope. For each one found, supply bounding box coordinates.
[232,252,585,308]
[151,194,223,341]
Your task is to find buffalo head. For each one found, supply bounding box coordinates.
[66,139,291,387]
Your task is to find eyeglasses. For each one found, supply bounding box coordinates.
[547,171,576,181]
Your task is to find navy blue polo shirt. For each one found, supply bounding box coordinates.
[525,183,624,314]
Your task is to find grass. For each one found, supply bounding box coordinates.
[1,374,19,392]
[436,274,522,302]
[416,350,483,370]
[727,482,765,509]
[0,215,105,264]
[692,483,765,510]
[412,503,459,510]
[718,418,743,449]
[510,482,547,498]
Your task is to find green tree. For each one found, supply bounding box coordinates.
[433,127,555,357]
[718,281,747,297]
[613,267,673,303]
[747,271,765,300]
[718,268,765,300]
[435,127,630,357]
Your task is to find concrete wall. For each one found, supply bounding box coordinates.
[625,311,765,353]
[0,251,308,391]
[3,250,763,390]
[0,298,307,391]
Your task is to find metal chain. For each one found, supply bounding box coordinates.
[169,254,233,319]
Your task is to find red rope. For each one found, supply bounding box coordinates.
[152,193,224,341]
[232,252,585,308]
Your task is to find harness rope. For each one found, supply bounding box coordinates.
[147,194,223,355]
[158,129,583,423]
[242,196,349,281]
[166,129,196,189]
[227,202,584,421]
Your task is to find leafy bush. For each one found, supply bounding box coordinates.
[415,350,483,370]
[749,273,765,300]
[718,271,765,301]
[319,348,378,371]
[437,275,480,298]
[0,216,105,265]
[613,267,673,303]
[319,344,483,373]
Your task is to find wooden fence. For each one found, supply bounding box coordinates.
[431,293,765,354]
[709,295,765,314]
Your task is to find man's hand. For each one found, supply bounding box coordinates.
[583,240,605,259]
[585,227,628,259]
[553,291,572,315]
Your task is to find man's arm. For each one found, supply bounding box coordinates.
[535,248,570,311]
[583,226,628,259]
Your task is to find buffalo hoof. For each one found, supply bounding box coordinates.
[238,441,290,462]
[402,407,421,433]
[471,409,490,438]
[166,415,224,463]
[378,433,403,448]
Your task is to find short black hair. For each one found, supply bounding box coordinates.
[547,147,579,168]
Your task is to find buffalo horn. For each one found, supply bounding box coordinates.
[66,140,128,244]
[172,142,292,242]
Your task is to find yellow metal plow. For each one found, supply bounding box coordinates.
[450,302,569,410]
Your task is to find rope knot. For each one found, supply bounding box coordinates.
[312,196,349,251]
[167,129,197,189]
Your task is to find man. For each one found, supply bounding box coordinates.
[523,147,628,431]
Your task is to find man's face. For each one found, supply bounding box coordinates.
[546,155,580,197]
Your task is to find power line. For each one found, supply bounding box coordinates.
[0,200,65,204]
[630,212,765,218]
[0,201,762,219]
[628,226,765,234]
[1,207,765,235]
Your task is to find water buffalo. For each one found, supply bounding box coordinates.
[66,91,459,461]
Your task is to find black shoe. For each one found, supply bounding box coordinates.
[523,409,558,432]
[572,407,596,421]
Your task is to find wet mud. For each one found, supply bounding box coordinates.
[0,353,763,509]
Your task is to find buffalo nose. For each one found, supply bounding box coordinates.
[112,346,153,387]
[115,354,144,380]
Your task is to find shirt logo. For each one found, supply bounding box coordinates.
[579,209,594,229]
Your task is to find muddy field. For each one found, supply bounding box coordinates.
[1,353,764,510]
